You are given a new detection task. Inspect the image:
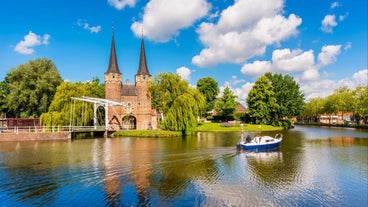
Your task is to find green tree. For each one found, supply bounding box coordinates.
[0,58,62,117]
[246,75,279,123]
[40,78,104,126]
[215,87,237,121]
[324,93,339,124]
[333,87,354,122]
[265,73,304,120]
[353,85,368,124]
[196,77,219,116]
[149,72,205,135]
[301,97,325,123]
[0,81,8,114]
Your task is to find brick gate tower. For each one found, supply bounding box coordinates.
[104,31,157,130]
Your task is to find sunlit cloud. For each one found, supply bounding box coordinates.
[176,66,193,81]
[131,0,210,42]
[107,0,137,10]
[192,0,301,67]
[321,14,337,33]
[14,31,50,55]
[77,19,102,33]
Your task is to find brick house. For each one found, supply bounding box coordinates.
[318,111,353,124]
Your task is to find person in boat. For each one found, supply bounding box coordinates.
[254,134,262,143]
[245,135,251,143]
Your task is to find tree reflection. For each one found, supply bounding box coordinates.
[0,141,69,206]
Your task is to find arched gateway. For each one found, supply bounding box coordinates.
[122,116,136,130]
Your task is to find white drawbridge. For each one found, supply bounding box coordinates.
[70,96,124,130]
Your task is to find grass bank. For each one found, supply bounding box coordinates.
[113,130,182,138]
[196,123,282,132]
[113,123,282,138]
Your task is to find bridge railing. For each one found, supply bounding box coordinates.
[0,126,107,133]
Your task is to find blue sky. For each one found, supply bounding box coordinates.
[0,0,367,103]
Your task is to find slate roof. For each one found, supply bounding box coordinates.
[122,84,137,96]
[136,38,151,76]
[105,34,121,74]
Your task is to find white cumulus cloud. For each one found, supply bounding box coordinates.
[339,12,349,21]
[240,44,343,82]
[272,49,315,72]
[352,69,368,86]
[299,69,368,100]
[330,2,341,9]
[241,48,315,78]
[321,14,337,33]
[77,19,102,33]
[176,66,192,81]
[241,61,271,77]
[14,31,50,55]
[108,0,137,10]
[317,45,341,66]
[131,0,211,42]
[84,23,101,33]
[192,0,301,67]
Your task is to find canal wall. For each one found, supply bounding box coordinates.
[0,132,70,141]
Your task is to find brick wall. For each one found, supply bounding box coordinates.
[0,132,70,142]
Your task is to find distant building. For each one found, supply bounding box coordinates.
[209,101,247,116]
[318,112,353,124]
[104,32,157,130]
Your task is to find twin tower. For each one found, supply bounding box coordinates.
[104,33,157,130]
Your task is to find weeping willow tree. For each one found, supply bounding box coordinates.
[149,73,205,135]
[40,78,104,127]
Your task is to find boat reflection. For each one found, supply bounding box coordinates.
[240,149,297,188]
[244,150,283,164]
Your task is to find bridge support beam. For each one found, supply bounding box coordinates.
[71,96,124,131]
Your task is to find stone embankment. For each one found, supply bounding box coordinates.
[0,132,70,141]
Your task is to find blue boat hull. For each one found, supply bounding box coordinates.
[237,140,281,151]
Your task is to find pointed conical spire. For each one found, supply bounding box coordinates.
[137,38,150,76]
[106,27,121,74]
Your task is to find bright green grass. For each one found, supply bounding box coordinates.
[113,130,182,138]
[196,123,282,132]
[113,123,282,138]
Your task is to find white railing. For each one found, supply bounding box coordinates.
[0,126,107,134]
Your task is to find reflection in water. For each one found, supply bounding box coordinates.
[0,126,367,206]
[101,138,158,206]
[308,136,368,147]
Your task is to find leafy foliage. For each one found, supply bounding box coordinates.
[215,87,237,121]
[265,72,304,119]
[301,97,325,122]
[196,77,219,116]
[149,72,205,135]
[353,85,368,123]
[301,85,368,124]
[40,78,104,126]
[246,75,279,123]
[0,58,62,118]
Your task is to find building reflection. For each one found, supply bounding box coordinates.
[130,138,157,206]
[102,138,124,206]
[102,138,158,206]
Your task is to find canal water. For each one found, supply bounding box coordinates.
[0,126,367,206]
